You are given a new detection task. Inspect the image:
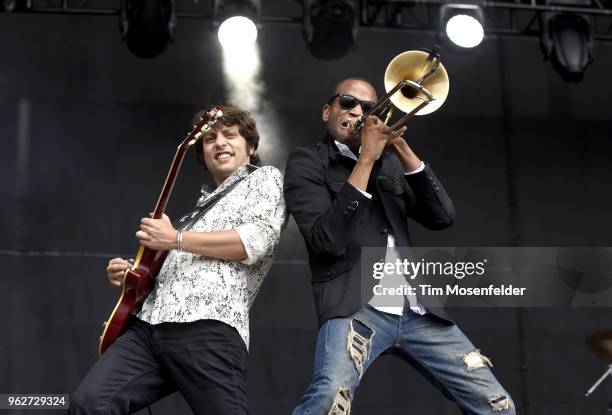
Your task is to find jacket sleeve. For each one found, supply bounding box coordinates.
[403,163,456,230]
[283,147,371,258]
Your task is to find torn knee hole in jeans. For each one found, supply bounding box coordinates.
[347,319,374,380]
[463,349,493,371]
[327,387,352,415]
[489,394,511,412]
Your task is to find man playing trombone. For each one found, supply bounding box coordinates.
[284,76,515,414]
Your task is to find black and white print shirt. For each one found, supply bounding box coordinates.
[138,164,287,350]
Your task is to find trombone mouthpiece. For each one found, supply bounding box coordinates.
[347,117,364,134]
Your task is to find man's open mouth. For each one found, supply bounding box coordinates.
[215,152,233,161]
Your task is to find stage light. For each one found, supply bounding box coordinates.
[214,0,260,48]
[215,1,260,88]
[303,0,358,60]
[119,0,175,59]
[446,14,484,48]
[540,11,593,81]
[1,0,30,12]
[214,1,285,167]
[216,1,261,107]
[218,15,258,50]
[439,4,485,49]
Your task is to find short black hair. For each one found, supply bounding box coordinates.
[328,76,376,100]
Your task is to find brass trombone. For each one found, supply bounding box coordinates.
[349,47,450,133]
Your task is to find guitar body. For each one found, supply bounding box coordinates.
[98,247,167,355]
[97,107,223,356]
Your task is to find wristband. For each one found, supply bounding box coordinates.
[176,230,184,252]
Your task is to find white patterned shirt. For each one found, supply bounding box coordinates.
[138,164,287,350]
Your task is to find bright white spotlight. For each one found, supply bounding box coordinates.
[217,16,258,50]
[445,14,484,48]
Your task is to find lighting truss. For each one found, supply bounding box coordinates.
[4,0,612,42]
[359,0,612,42]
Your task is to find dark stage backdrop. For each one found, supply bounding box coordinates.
[1,4,612,415]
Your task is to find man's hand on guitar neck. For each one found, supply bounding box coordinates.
[106,258,134,287]
[136,213,178,251]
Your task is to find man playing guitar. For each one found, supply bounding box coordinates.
[71,104,287,415]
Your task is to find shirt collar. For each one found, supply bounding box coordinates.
[333,139,360,162]
[200,163,258,199]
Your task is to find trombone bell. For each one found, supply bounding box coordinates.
[384,50,450,116]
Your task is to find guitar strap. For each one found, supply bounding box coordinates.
[171,173,250,231]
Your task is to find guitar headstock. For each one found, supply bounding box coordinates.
[182,107,224,147]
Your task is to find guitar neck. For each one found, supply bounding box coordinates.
[133,143,189,269]
[151,143,189,219]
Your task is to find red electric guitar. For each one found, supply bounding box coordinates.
[98,107,223,355]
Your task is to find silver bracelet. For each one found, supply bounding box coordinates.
[176,230,183,252]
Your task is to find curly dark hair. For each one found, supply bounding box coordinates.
[192,104,261,169]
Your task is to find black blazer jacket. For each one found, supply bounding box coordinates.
[284,133,456,325]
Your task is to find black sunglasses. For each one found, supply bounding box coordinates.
[328,93,375,113]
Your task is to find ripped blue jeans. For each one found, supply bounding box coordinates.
[292,305,515,414]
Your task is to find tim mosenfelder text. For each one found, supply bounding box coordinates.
[370,258,527,297]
